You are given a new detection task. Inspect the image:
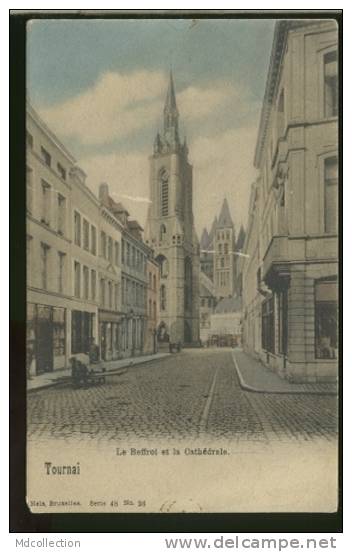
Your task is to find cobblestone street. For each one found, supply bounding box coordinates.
[27,349,338,446]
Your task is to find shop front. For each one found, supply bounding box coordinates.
[27,303,66,376]
[99,310,122,361]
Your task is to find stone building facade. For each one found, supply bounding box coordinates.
[241,20,338,382]
[97,185,123,361]
[99,183,150,359]
[145,72,200,344]
[26,105,153,377]
[27,104,99,376]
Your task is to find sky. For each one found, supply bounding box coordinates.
[27,17,276,236]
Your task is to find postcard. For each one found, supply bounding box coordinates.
[25,14,339,513]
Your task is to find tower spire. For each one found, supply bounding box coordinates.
[163,70,179,143]
[164,70,178,114]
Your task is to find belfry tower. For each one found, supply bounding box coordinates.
[145,72,200,344]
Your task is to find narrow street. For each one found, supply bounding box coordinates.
[27,349,338,445]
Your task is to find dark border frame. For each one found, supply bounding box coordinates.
[10,9,343,533]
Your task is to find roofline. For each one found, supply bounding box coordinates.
[254,19,336,168]
[26,101,77,164]
[253,20,288,169]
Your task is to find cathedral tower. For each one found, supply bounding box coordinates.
[145,72,200,344]
[214,198,236,298]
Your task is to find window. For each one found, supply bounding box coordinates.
[41,146,51,167]
[74,261,81,298]
[224,243,229,255]
[324,51,338,118]
[149,299,152,317]
[100,231,106,258]
[108,237,113,262]
[126,318,129,348]
[218,244,222,254]
[114,241,119,265]
[57,162,66,180]
[57,194,66,235]
[91,270,96,301]
[74,211,81,246]
[262,296,275,353]
[160,170,169,217]
[114,283,118,310]
[132,246,136,268]
[71,311,93,354]
[121,277,125,305]
[100,279,105,306]
[153,301,156,320]
[125,279,128,306]
[280,186,285,207]
[26,131,33,149]
[58,252,66,294]
[156,255,169,278]
[83,266,89,300]
[315,279,338,359]
[160,224,167,242]
[221,258,225,268]
[108,281,112,308]
[91,226,97,255]
[41,180,51,225]
[160,284,167,311]
[201,298,205,307]
[149,272,152,288]
[53,307,66,356]
[40,243,50,290]
[126,243,130,266]
[153,274,156,291]
[324,156,338,233]
[26,166,33,214]
[121,240,125,264]
[83,219,89,250]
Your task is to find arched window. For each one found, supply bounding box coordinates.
[159,168,169,217]
[160,224,167,242]
[156,254,169,278]
[160,285,167,311]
